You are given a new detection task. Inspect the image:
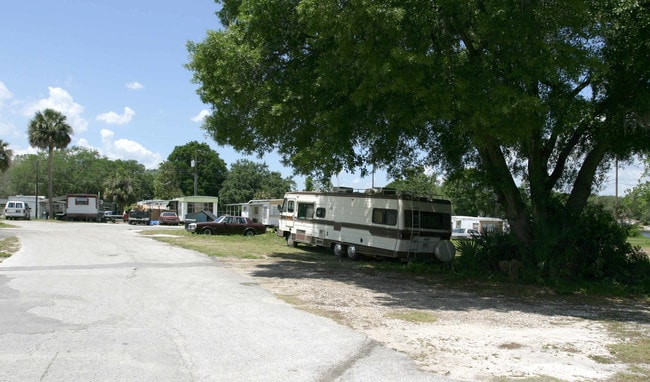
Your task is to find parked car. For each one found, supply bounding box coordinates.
[4,201,31,220]
[159,211,180,225]
[451,228,480,240]
[186,215,267,236]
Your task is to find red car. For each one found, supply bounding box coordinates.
[186,215,267,236]
[159,211,180,225]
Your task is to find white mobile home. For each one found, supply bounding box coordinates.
[167,196,219,222]
[452,215,506,233]
[65,194,99,221]
[242,199,283,228]
[277,188,455,262]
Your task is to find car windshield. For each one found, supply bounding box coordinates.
[213,216,228,223]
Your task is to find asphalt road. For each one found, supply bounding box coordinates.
[0,221,452,381]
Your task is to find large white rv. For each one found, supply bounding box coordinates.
[277,188,456,262]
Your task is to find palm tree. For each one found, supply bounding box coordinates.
[0,139,12,173]
[28,109,72,219]
[103,170,136,214]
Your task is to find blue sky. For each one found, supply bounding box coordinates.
[0,1,642,196]
[0,0,386,191]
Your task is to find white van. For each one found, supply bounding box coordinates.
[4,200,31,220]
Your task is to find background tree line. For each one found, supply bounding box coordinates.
[0,142,295,211]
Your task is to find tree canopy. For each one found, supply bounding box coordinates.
[165,141,228,197]
[219,159,295,205]
[188,1,650,273]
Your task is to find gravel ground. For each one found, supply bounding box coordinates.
[220,253,650,382]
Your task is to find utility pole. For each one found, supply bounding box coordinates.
[192,151,198,196]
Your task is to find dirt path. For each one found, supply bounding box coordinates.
[220,253,649,381]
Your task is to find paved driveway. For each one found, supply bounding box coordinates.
[0,221,451,381]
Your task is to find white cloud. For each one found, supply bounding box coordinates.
[191,109,210,122]
[0,81,13,106]
[22,87,88,133]
[96,107,135,125]
[126,81,144,90]
[100,129,162,169]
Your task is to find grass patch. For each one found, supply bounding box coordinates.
[0,236,20,258]
[142,229,305,259]
[628,234,650,256]
[276,294,347,324]
[385,309,437,323]
[603,322,650,381]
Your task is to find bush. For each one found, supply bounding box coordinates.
[455,230,520,278]
[454,203,650,293]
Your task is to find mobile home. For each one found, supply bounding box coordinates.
[277,188,455,262]
[65,194,99,221]
[452,215,506,233]
[167,196,219,222]
[242,199,283,228]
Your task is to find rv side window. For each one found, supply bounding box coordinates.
[372,208,397,226]
[405,210,451,230]
[315,207,326,218]
[297,203,314,219]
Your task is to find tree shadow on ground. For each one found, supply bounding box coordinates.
[243,248,650,325]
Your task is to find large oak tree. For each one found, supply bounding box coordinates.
[187,1,650,266]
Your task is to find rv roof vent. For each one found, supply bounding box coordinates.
[332,187,354,193]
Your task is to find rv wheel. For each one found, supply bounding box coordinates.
[347,246,360,260]
[333,243,345,257]
[287,235,297,247]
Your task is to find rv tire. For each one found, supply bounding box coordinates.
[287,235,297,247]
[347,245,360,261]
[333,243,345,258]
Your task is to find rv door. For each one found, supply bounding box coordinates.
[280,198,296,229]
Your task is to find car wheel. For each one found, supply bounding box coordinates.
[202,228,213,235]
[244,229,255,237]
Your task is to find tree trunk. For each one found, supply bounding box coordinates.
[476,141,532,248]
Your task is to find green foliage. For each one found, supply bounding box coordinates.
[455,231,519,276]
[166,141,227,197]
[0,139,12,173]
[218,159,295,205]
[2,148,154,203]
[441,169,503,216]
[153,161,184,199]
[548,204,649,288]
[385,167,442,199]
[455,204,650,293]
